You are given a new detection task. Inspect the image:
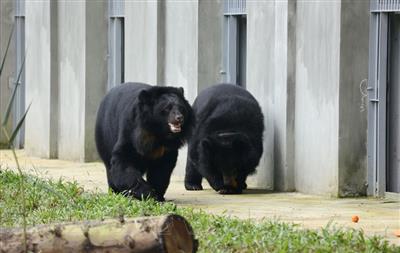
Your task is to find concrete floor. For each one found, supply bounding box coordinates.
[1,150,399,245]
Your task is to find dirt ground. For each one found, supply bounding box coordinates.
[1,149,399,245]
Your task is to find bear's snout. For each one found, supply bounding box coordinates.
[168,112,183,133]
[170,109,184,124]
[175,114,184,123]
[168,109,185,133]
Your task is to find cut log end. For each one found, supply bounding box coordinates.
[161,215,197,253]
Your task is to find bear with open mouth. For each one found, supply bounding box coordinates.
[185,83,264,194]
[95,82,194,201]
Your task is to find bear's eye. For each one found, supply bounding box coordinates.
[177,105,186,114]
[162,104,172,113]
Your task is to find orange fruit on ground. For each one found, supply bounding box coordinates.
[394,230,400,237]
[351,215,359,223]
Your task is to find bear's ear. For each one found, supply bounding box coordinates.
[177,87,184,96]
[139,90,151,104]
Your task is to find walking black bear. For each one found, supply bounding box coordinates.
[185,84,264,194]
[95,82,194,201]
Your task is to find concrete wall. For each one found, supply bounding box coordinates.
[24,0,107,161]
[246,1,275,189]
[198,0,223,92]
[295,0,341,196]
[244,0,297,190]
[272,0,296,192]
[124,0,159,85]
[294,0,369,196]
[57,1,86,160]
[85,0,108,161]
[337,0,369,196]
[0,0,16,147]
[25,0,54,158]
[58,0,107,162]
[164,0,198,103]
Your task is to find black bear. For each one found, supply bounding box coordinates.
[95,82,193,201]
[185,83,264,194]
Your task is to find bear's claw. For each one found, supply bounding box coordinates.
[218,187,242,195]
[185,183,203,191]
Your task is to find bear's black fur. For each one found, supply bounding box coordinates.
[95,82,193,201]
[185,84,264,194]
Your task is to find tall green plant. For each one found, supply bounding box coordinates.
[1,25,29,252]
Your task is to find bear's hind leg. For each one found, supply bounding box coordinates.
[237,173,248,191]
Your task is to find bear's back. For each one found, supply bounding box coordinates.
[193,84,264,138]
[95,83,151,163]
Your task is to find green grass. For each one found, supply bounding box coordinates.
[0,169,398,253]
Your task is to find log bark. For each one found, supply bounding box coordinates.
[0,214,197,253]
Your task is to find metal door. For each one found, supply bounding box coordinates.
[368,0,400,196]
[223,0,247,87]
[108,0,125,90]
[387,14,400,193]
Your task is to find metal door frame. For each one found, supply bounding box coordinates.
[108,0,125,90]
[13,0,25,148]
[368,0,400,197]
[223,0,246,87]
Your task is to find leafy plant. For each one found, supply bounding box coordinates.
[0,24,29,252]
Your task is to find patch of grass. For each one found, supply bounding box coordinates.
[0,170,398,253]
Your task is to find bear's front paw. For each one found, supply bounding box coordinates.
[156,195,165,202]
[218,187,242,195]
[126,189,158,201]
[127,182,159,201]
[185,182,203,191]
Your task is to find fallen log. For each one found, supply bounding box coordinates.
[0,214,197,253]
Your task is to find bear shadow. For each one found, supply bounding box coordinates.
[241,189,274,195]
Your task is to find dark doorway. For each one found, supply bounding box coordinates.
[387,14,400,193]
[236,16,246,88]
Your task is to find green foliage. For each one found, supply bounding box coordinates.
[1,22,29,146]
[1,170,398,253]
[7,103,31,145]
[0,23,29,251]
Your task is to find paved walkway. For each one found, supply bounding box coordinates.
[1,150,399,245]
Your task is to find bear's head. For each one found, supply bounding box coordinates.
[138,86,194,139]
